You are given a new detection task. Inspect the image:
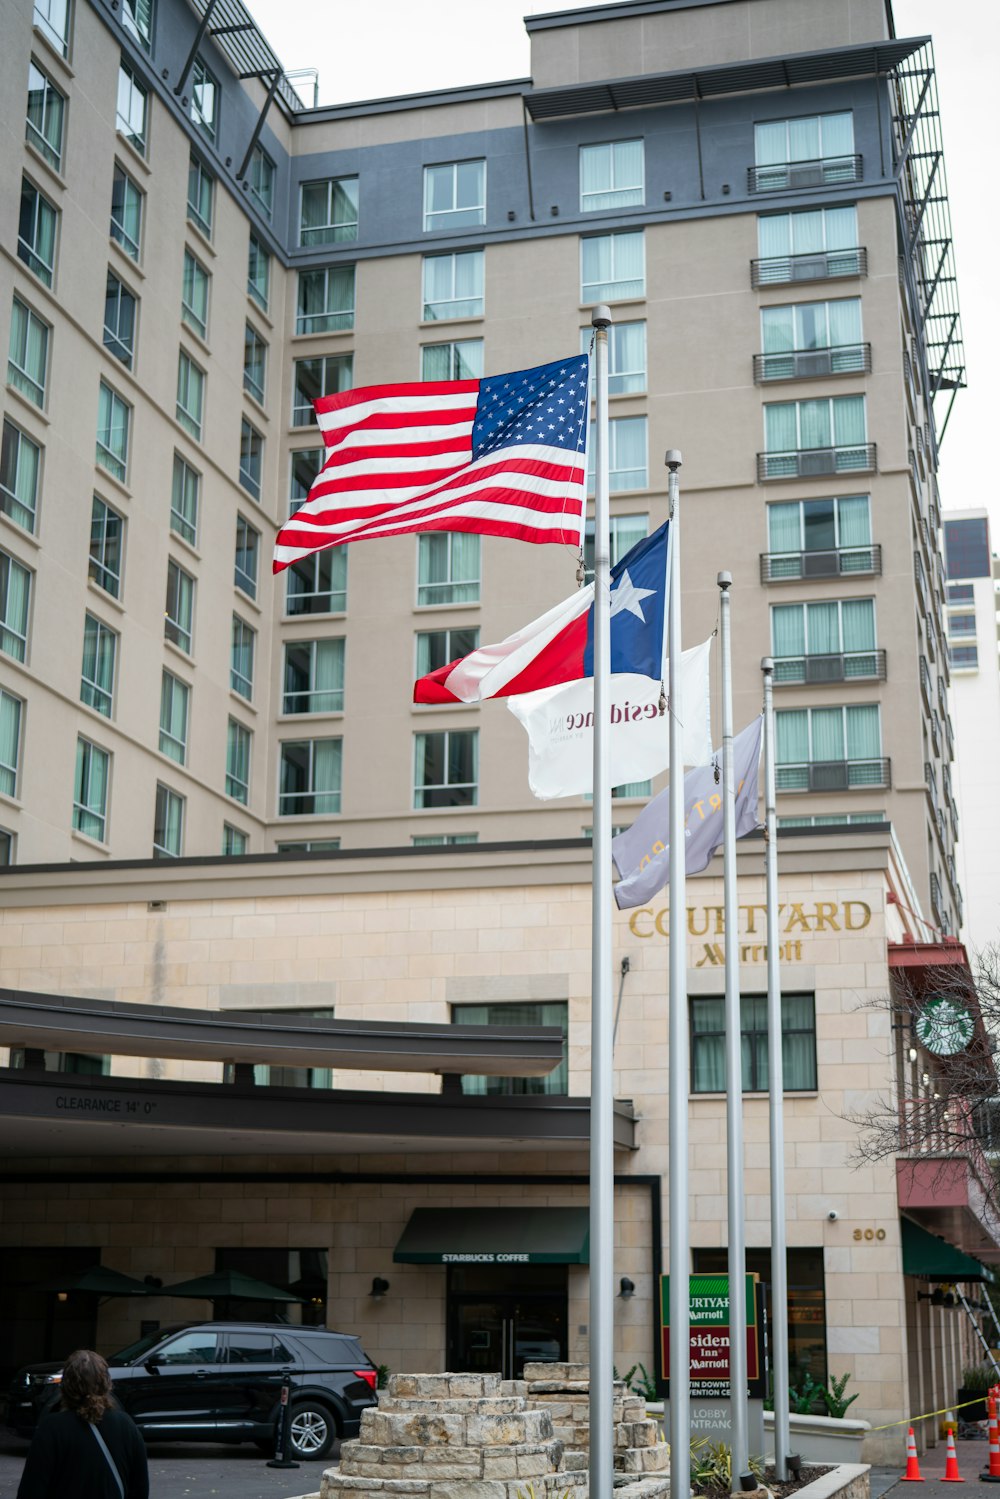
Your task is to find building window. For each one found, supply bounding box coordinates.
[691,993,817,1092]
[766,495,872,579]
[80,612,116,717]
[693,1245,827,1389]
[121,0,153,50]
[300,177,358,246]
[231,614,255,699]
[276,839,340,854]
[33,0,70,57]
[116,57,147,154]
[413,833,478,846]
[169,453,199,546]
[243,324,266,403]
[158,669,188,763]
[176,351,205,441]
[164,558,194,653]
[588,415,647,493]
[96,381,130,482]
[580,139,644,213]
[296,266,355,334]
[181,249,210,338]
[949,644,979,670]
[421,339,483,381]
[580,320,645,395]
[234,515,259,599]
[283,638,345,714]
[415,627,479,679]
[110,164,142,260]
[190,56,218,140]
[73,737,109,841]
[293,355,353,427]
[226,718,251,804]
[90,496,124,598]
[581,230,645,302]
[947,584,975,604]
[762,395,868,478]
[417,532,480,606]
[286,547,346,616]
[279,738,342,815]
[778,811,884,829]
[453,1001,567,1095]
[0,830,12,865]
[414,729,478,808]
[753,111,856,189]
[222,823,248,856]
[247,233,270,312]
[18,178,57,289]
[290,448,323,508]
[8,298,49,409]
[187,155,214,238]
[1,420,41,533]
[249,144,275,218]
[944,516,991,580]
[26,61,65,171]
[756,205,861,284]
[582,514,648,575]
[422,250,484,321]
[103,271,137,368]
[239,417,263,500]
[947,611,977,639]
[423,160,486,231]
[771,598,878,682]
[759,299,864,379]
[0,691,22,797]
[153,782,184,858]
[775,704,883,791]
[0,553,31,663]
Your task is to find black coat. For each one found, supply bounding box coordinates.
[16,1406,149,1499]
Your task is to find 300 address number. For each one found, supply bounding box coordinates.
[853,1228,886,1241]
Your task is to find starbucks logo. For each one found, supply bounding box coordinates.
[915,996,974,1056]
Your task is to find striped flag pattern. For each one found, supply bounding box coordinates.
[272,354,590,572]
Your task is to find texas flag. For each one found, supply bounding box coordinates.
[413,522,669,704]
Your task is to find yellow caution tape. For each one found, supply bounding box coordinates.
[867,1397,991,1433]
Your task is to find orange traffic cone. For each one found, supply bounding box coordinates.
[901,1426,925,1482]
[942,1428,965,1482]
[981,1397,1000,1481]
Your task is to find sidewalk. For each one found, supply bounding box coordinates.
[869,1433,993,1499]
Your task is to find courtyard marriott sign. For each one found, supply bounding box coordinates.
[626,899,872,965]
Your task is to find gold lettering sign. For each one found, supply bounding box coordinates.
[627,900,872,949]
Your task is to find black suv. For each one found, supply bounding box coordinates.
[7,1322,377,1460]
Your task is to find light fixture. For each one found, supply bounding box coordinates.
[909,1046,918,1062]
[56,1291,68,1303]
[370,1277,390,1299]
[619,1277,635,1299]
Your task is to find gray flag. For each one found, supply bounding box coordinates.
[612,715,764,910]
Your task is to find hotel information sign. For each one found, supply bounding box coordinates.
[660,1274,766,1398]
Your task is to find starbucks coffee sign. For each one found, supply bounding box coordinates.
[915,996,974,1056]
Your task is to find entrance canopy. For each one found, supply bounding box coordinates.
[393,1206,590,1265]
[901,1216,996,1283]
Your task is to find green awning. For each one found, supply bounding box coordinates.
[393,1206,590,1265]
[901,1217,995,1283]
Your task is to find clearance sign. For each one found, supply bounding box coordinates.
[660,1274,766,1398]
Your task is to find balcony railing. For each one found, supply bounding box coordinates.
[747,155,864,193]
[776,757,891,793]
[929,870,943,922]
[773,649,886,685]
[760,543,881,583]
[925,760,939,816]
[753,343,872,383]
[750,246,867,289]
[913,550,927,612]
[925,613,937,663]
[758,443,876,481]
[919,654,932,707]
[900,1097,990,1181]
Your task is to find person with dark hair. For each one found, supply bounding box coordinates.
[16,1349,149,1499]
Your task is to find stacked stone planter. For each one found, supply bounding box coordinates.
[321,1367,670,1499]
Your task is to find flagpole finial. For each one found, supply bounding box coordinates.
[761,656,774,675]
[591,303,612,328]
[717,570,732,590]
[664,448,682,471]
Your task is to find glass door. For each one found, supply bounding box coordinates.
[447,1271,569,1378]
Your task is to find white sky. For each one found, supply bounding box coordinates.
[247,0,1000,542]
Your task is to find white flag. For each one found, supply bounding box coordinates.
[507,639,712,801]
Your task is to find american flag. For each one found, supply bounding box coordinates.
[272,355,590,572]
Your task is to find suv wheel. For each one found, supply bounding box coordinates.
[287,1401,337,1460]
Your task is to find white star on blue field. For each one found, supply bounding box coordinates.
[472,356,590,460]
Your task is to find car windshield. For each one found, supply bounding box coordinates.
[108,1325,188,1365]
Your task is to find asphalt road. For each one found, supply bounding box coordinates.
[0,1432,334,1498]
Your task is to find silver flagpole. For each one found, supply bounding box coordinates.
[667,451,690,1498]
[589,304,614,1499]
[762,657,791,1480]
[718,572,750,1485]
